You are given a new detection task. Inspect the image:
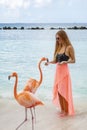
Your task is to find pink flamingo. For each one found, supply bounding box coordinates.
[23,57,48,93]
[23,57,48,122]
[8,72,44,130]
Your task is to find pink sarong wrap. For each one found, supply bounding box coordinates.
[53,63,74,115]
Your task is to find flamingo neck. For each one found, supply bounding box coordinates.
[14,75,18,99]
[38,61,42,86]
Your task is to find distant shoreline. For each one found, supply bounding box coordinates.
[0,26,87,30]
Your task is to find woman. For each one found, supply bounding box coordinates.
[45,30,75,117]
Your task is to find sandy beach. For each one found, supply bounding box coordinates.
[0,97,87,130]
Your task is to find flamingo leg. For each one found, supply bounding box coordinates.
[16,108,27,130]
[30,108,34,130]
[33,107,36,123]
[25,107,28,121]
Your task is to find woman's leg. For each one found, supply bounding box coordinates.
[58,92,68,115]
[58,92,64,112]
[63,97,68,114]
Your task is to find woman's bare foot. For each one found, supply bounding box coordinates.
[57,110,64,115]
[59,112,68,117]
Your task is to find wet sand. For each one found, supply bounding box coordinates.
[0,97,87,130]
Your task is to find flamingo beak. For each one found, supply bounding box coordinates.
[8,75,11,80]
[46,58,49,62]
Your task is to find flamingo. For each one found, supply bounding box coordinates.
[8,72,44,130]
[23,57,48,123]
[23,57,48,93]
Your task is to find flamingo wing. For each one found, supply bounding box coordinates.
[17,91,44,108]
[23,78,39,93]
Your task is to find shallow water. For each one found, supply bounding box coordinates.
[0,23,87,100]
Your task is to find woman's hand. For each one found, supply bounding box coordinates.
[45,58,49,66]
[44,58,49,66]
[58,61,67,65]
[44,59,56,65]
[45,62,49,66]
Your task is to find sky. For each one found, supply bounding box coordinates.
[0,0,87,23]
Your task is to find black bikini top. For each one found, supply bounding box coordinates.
[56,47,69,63]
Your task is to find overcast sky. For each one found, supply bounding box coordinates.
[0,0,87,23]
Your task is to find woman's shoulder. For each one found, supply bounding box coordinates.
[67,45,75,55]
[67,45,73,50]
[66,45,74,54]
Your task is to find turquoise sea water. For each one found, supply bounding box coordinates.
[0,23,87,101]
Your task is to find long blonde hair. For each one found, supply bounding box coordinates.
[53,30,71,61]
